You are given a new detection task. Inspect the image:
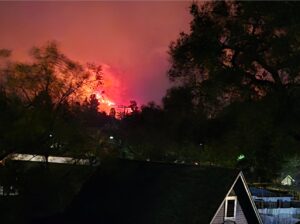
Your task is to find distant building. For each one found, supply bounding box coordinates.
[281,175,296,186]
[41,159,262,224]
[250,187,293,203]
[250,187,300,224]
[0,185,19,196]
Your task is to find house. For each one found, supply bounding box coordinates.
[250,187,293,203]
[40,159,262,224]
[281,175,295,186]
[250,187,300,224]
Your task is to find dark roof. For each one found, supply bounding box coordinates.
[55,159,241,224]
[250,187,293,198]
[0,160,95,224]
[250,187,277,197]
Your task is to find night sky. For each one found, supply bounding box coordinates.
[0,1,191,107]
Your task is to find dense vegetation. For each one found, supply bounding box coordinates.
[120,1,300,181]
[1,1,300,184]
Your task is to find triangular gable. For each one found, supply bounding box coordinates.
[211,189,248,223]
[210,172,262,224]
[281,175,295,183]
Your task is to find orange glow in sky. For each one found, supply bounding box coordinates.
[0,2,191,106]
[95,64,126,114]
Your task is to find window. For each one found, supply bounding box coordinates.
[225,196,237,220]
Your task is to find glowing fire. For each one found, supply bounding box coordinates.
[100,98,115,107]
[83,63,129,115]
[93,64,128,114]
[95,92,116,114]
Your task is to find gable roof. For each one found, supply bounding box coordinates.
[250,187,277,197]
[225,172,263,224]
[250,187,293,198]
[282,175,295,182]
[40,159,261,224]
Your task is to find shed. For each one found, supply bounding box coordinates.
[281,175,295,186]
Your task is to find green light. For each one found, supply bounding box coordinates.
[237,154,245,161]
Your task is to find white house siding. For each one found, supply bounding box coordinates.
[211,201,225,224]
[259,208,300,224]
[211,199,248,224]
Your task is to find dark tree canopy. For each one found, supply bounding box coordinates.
[0,42,103,158]
[169,1,300,115]
[165,1,300,180]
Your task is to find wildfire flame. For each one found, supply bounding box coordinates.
[83,63,128,115]
[95,92,116,114]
